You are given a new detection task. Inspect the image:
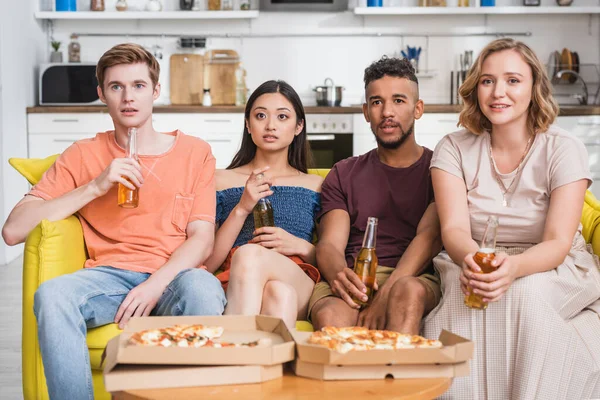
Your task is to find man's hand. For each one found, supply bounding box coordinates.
[90,158,144,198]
[323,268,371,309]
[357,284,386,329]
[114,278,167,329]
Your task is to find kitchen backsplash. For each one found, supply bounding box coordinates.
[47,7,600,106]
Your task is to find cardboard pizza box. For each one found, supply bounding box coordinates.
[294,359,469,381]
[103,315,294,392]
[291,329,473,366]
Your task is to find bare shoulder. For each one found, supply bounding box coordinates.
[215,168,249,191]
[300,173,324,193]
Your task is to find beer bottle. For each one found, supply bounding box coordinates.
[117,127,139,208]
[464,215,499,310]
[253,198,274,229]
[352,217,378,308]
[252,173,274,228]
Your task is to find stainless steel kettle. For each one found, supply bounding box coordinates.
[313,78,344,107]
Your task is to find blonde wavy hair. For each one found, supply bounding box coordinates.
[458,38,558,135]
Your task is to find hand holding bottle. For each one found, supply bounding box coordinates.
[90,158,143,198]
[237,167,273,215]
[461,252,518,303]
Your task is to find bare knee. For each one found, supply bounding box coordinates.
[229,244,266,280]
[311,297,358,330]
[263,281,297,311]
[388,276,433,311]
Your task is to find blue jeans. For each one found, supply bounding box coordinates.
[33,266,227,400]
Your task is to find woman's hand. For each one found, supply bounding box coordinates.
[237,166,274,215]
[460,252,519,303]
[250,226,311,257]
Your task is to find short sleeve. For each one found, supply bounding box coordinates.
[189,147,217,225]
[28,143,82,200]
[549,135,592,192]
[430,135,464,180]
[316,163,347,221]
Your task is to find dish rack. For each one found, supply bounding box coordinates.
[546,63,600,105]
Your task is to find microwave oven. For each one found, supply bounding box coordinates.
[39,63,101,106]
[259,0,348,12]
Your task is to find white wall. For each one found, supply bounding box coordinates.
[45,1,600,107]
[0,3,46,264]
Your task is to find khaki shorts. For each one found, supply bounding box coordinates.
[307,266,441,321]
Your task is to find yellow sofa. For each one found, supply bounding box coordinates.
[10,154,329,400]
[11,155,600,400]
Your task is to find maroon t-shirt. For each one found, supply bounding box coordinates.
[318,148,434,269]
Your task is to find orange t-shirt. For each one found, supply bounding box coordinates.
[29,130,216,274]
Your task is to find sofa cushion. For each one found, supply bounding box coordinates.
[9,154,59,185]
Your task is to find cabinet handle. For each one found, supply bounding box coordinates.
[577,122,600,126]
[52,119,79,123]
[206,139,232,143]
[434,119,459,123]
[204,119,233,123]
[52,139,82,143]
[308,135,336,141]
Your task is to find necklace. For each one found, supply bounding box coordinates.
[489,134,534,207]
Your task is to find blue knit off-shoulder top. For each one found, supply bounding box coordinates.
[216,186,321,248]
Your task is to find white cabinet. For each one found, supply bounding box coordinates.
[27,113,244,169]
[556,116,600,199]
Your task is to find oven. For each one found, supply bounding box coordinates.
[306,114,353,169]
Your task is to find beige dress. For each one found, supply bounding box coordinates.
[424,125,600,400]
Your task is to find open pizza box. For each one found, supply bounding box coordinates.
[103,315,294,392]
[291,329,473,380]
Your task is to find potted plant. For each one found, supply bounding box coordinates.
[50,41,63,63]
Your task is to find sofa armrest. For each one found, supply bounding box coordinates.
[22,216,88,400]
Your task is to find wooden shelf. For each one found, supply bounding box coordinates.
[354,6,600,15]
[34,11,259,20]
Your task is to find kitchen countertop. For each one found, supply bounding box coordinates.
[26,105,600,115]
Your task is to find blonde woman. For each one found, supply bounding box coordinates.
[424,38,600,399]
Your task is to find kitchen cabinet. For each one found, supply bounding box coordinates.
[27,113,244,169]
[556,116,600,198]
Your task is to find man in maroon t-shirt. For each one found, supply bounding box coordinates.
[308,57,442,334]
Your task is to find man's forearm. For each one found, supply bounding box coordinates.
[316,241,348,281]
[383,230,443,291]
[2,183,100,245]
[150,233,214,286]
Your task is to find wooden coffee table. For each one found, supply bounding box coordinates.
[112,373,452,400]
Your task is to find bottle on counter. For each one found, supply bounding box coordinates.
[202,89,212,106]
[235,63,247,106]
[68,34,81,63]
[91,0,105,11]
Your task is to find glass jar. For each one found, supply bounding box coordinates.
[208,0,221,10]
[222,0,233,10]
[240,0,250,9]
[68,34,81,63]
[115,0,128,11]
[90,0,105,11]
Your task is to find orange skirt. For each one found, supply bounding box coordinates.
[216,246,321,292]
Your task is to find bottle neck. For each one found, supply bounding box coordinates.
[362,221,377,249]
[126,129,137,160]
